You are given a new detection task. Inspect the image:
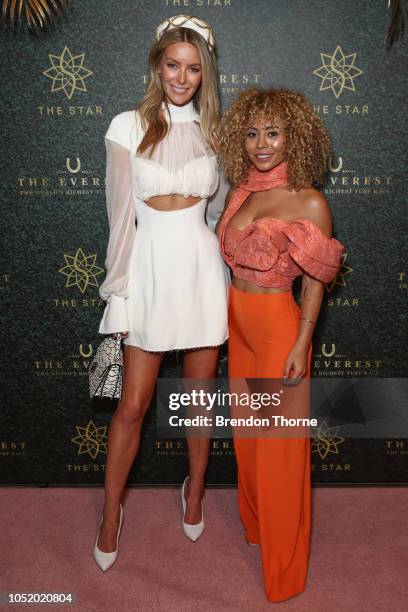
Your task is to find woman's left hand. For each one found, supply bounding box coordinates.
[283,345,308,386]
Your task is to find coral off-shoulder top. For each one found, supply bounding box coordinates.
[218,162,345,290]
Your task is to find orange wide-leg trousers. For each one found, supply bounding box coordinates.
[228,285,312,603]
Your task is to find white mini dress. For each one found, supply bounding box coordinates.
[98,101,230,352]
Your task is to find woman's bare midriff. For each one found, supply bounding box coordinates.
[232,276,290,295]
[146,194,202,211]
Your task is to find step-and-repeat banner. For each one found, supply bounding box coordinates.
[1,0,407,485]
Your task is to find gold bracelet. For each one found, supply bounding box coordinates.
[300,316,316,324]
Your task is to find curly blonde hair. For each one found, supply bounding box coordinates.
[219,87,331,190]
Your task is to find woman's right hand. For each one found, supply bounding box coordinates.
[283,344,308,386]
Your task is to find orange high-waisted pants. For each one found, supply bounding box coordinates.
[228,284,312,603]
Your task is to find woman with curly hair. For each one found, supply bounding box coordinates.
[217,87,344,603]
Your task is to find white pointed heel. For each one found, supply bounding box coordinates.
[181,476,204,542]
[93,503,123,571]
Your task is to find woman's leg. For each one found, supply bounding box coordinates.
[97,345,163,552]
[182,346,219,524]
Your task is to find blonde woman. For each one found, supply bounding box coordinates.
[93,15,229,571]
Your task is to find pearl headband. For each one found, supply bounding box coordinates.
[156,14,215,50]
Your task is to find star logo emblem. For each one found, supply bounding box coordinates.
[313,45,363,98]
[43,45,93,99]
[325,253,353,293]
[71,420,108,460]
[311,419,345,460]
[58,247,104,294]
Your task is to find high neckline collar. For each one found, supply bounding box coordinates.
[163,100,198,123]
[241,161,289,192]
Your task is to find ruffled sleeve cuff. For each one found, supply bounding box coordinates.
[98,294,129,335]
[282,220,344,283]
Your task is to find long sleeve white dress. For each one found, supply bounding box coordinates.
[98,100,230,352]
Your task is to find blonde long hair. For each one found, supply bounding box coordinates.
[136,27,220,154]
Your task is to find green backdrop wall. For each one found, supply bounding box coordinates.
[1,0,407,485]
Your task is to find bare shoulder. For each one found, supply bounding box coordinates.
[297,187,332,238]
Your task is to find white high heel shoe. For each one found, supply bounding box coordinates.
[181,476,204,542]
[93,503,123,571]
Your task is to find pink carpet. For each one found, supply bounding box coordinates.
[1,487,407,611]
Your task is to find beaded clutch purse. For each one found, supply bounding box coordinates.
[89,333,123,400]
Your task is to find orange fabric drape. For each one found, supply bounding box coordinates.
[228,285,312,603]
